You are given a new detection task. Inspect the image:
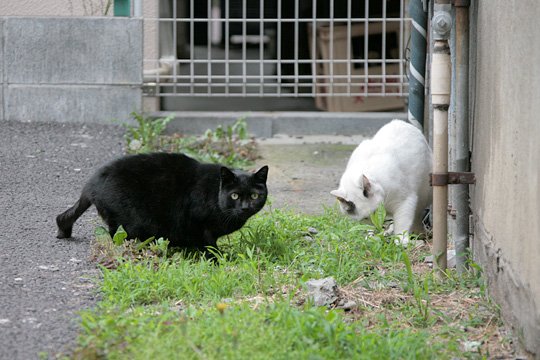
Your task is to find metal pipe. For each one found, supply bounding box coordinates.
[407,0,428,129]
[453,0,471,274]
[133,0,142,17]
[431,4,452,275]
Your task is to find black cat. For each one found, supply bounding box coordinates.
[56,153,269,253]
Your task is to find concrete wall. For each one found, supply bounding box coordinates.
[470,1,540,356]
[1,17,142,123]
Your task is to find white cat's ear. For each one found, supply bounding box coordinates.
[330,189,345,199]
[362,175,371,197]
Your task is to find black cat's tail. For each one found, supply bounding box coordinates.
[56,193,92,239]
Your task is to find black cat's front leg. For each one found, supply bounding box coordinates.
[200,230,219,262]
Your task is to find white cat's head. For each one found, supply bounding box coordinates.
[330,174,384,220]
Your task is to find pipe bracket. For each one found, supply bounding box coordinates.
[430,172,476,186]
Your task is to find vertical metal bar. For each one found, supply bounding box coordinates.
[399,0,404,96]
[382,0,387,95]
[363,0,369,97]
[225,0,230,95]
[311,0,317,97]
[346,0,351,95]
[172,0,177,94]
[329,0,334,95]
[260,0,265,95]
[294,0,299,95]
[277,0,282,96]
[207,0,212,95]
[190,0,195,95]
[242,0,247,95]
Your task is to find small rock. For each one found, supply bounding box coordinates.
[14,278,23,283]
[129,139,142,151]
[69,258,82,264]
[0,319,11,325]
[462,340,482,352]
[307,227,318,235]
[337,300,357,311]
[22,317,37,324]
[305,277,339,307]
[38,265,60,271]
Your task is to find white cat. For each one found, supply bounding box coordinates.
[330,120,432,245]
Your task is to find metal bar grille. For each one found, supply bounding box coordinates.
[143,0,411,104]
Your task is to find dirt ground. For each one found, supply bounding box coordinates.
[256,136,362,213]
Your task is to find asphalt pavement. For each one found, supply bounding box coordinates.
[0,121,124,359]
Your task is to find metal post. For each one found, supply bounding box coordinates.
[431,4,452,275]
[408,0,428,129]
[453,0,471,274]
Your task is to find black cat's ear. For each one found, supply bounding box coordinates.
[253,165,269,183]
[220,167,237,184]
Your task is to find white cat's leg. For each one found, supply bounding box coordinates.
[392,195,418,245]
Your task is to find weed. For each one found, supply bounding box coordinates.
[91,226,170,269]
[123,114,257,169]
[403,252,432,326]
[162,117,258,169]
[124,112,173,154]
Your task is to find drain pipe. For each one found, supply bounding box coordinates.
[453,0,471,274]
[430,3,452,275]
[407,0,428,129]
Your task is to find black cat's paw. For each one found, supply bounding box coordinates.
[56,216,72,238]
[56,228,72,239]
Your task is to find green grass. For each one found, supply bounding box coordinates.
[70,206,510,359]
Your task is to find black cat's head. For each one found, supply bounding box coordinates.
[218,165,269,218]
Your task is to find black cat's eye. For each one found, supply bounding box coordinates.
[231,193,239,200]
[251,193,259,200]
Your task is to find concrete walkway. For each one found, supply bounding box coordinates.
[0,120,364,359]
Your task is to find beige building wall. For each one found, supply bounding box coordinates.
[470,0,540,356]
[0,0,112,16]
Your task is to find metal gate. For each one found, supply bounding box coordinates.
[143,0,410,111]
